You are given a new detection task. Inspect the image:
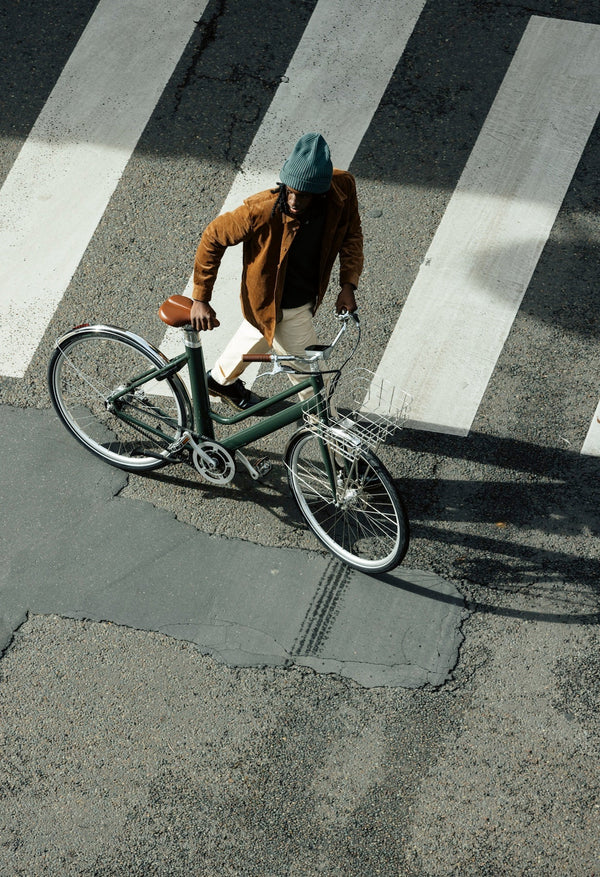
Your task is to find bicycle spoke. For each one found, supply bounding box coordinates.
[286,430,409,572]
[48,329,187,471]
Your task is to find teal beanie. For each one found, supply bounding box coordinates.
[280,133,333,194]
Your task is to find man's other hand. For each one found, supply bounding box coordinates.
[335,283,357,314]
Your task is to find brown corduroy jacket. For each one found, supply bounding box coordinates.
[192,169,363,344]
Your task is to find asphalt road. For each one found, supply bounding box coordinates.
[1,0,600,874]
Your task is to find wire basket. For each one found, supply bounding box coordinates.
[304,368,411,451]
[299,418,367,464]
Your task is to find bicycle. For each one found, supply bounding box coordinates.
[47,295,410,573]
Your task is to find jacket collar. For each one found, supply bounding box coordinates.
[281,171,346,226]
[328,171,347,206]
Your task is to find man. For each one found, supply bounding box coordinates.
[190,132,363,409]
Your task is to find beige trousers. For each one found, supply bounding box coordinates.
[212,303,318,400]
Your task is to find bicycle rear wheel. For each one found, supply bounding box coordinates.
[285,428,409,573]
[48,326,189,471]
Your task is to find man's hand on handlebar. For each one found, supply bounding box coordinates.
[190,300,220,331]
[335,283,357,314]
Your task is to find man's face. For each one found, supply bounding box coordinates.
[286,187,314,217]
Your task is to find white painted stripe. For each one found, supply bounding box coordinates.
[0,0,206,378]
[160,0,426,378]
[581,405,600,456]
[370,16,600,437]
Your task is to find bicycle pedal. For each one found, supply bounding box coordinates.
[236,451,272,480]
[254,457,272,478]
[167,432,192,454]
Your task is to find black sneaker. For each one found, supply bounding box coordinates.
[207,371,260,412]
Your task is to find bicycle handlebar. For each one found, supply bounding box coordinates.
[242,310,359,369]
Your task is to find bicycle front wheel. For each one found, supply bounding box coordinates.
[285,429,409,573]
[48,326,189,471]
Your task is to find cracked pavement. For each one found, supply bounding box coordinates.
[1,405,465,688]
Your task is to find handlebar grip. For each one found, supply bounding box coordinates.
[337,307,360,324]
[242,354,273,362]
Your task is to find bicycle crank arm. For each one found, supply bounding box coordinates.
[235,451,272,480]
[167,431,214,466]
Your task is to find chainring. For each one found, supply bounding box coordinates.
[192,441,236,484]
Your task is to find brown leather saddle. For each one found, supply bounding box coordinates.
[158,294,193,327]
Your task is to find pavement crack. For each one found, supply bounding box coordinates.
[171,0,227,117]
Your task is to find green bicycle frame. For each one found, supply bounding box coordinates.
[180,327,324,445]
[107,326,337,492]
[188,333,337,493]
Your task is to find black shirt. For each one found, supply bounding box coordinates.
[280,202,326,309]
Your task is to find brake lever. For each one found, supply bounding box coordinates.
[253,362,306,383]
[253,360,287,379]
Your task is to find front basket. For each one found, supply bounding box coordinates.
[304,368,412,451]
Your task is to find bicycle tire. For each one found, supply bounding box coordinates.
[48,326,189,471]
[285,428,409,573]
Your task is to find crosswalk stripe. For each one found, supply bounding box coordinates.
[368,17,600,449]
[3,3,597,460]
[581,405,600,456]
[0,0,206,378]
[159,0,426,377]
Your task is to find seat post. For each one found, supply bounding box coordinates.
[182,327,214,439]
